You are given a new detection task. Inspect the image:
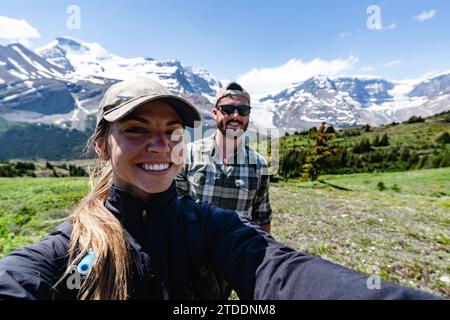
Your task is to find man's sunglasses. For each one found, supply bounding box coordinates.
[218,104,252,116]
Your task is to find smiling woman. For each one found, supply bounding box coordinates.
[103,101,185,198]
[0,78,442,300]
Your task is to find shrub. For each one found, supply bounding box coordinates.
[15,162,35,171]
[436,132,450,144]
[406,116,425,124]
[325,126,336,134]
[377,181,386,191]
[352,139,372,154]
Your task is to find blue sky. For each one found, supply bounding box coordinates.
[1,0,449,94]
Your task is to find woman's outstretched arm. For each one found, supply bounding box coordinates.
[0,222,72,300]
[199,203,441,300]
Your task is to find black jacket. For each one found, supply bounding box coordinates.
[0,182,441,300]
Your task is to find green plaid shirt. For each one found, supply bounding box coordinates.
[176,133,272,225]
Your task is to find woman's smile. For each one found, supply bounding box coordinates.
[137,162,173,175]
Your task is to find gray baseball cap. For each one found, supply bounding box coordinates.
[96,77,202,129]
[215,82,251,107]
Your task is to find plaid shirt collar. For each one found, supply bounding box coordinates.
[201,132,248,165]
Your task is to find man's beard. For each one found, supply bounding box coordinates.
[217,119,248,138]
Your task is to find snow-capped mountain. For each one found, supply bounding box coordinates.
[408,73,450,99]
[1,36,449,132]
[0,43,85,121]
[0,43,65,82]
[0,37,222,130]
[259,74,450,130]
[37,37,222,96]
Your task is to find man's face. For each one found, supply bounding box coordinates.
[213,95,250,138]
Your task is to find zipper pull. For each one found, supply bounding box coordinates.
[142,209,148,222]
[77,251,96,275]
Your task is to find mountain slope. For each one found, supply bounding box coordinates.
[0,43,65,83]
[0,37,223,129]
[1,37,450,132]
[260,74,450,130]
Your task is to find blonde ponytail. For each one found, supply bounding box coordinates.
[62,122,132,299]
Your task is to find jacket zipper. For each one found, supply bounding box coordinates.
[142,209,148,223]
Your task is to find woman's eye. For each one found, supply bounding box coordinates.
[124,127,148,134]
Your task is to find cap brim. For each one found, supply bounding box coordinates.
[103,95,202,128]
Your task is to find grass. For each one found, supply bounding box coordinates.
[271,167,450,298]
[0,168,449,298]
[0,178,89,257]
[320,168,450,197]
[280,111,450,154]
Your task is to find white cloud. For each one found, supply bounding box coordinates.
[238,56,358,97]
[385,60,402,67]
[339,33,350,38]
[0,16,40,45]
[413,10,436,22]
[361,66,374,72]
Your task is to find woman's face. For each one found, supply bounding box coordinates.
[100,101,185,200]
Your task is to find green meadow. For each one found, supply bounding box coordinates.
[271,167,450,297]
[0,168,449,297]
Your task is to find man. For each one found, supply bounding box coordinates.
[177,82,272,233]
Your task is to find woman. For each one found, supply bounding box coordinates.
[0,78,440,300]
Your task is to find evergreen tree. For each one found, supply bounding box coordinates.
[406,152,419,170]
[400,147,410,162]
[352,138,372,154]
[417,155,428,169]
[386,148,397,162]
[280,148,306,178]
[301,123,336,181]
[338,149,348,166]
[436,132,450,144]
[372,135,380,147]
[438,152,450,168]
[379,133,389,146]
[325,126,336,134]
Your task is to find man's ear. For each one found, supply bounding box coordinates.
[95,142,110,161]
[212,108,218,120]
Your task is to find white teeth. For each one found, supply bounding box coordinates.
[141,163,170,171]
